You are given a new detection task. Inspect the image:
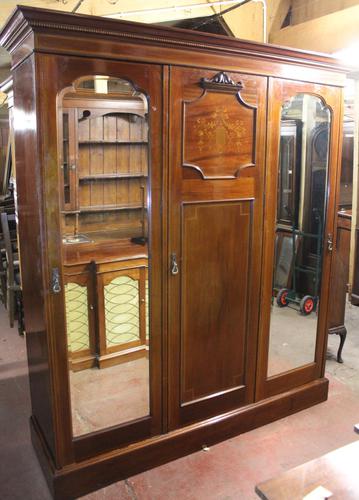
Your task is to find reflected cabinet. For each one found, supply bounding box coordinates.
[0,7,346,499]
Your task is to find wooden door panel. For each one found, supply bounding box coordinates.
[168,66,267,428]
[181,201,251,404]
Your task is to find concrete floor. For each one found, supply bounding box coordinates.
[326,303,359,394]
[1,303,359,500]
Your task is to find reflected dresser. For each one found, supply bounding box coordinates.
[0,6,346,499]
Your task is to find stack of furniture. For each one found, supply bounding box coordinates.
[0,211,23,334]
[0,77,23,334]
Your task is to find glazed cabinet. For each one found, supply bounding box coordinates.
[0,7,345,499]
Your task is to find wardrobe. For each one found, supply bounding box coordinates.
[0,6,346,499]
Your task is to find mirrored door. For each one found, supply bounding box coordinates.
[256,79,342,400]
[55,63,163,457]
[61,76,151,436]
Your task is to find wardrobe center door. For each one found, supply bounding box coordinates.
[168,67,267,428]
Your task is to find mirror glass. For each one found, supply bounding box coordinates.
[267,94,330,377]
[59,76,150,436]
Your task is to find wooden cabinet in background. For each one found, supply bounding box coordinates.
[64,243,148,371]
[277,120,302,228]
[60,92,148,243]
[352,234,359,305]
[328,210,351,362]
[0,6,346,499]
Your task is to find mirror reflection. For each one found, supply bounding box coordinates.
[268,94,330,377]
[59,76,150,436]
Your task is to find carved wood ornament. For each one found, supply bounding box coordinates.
[200,71,244,93]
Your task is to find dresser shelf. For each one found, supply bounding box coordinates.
[79,172,147,181]
[62,203,146,214]
[78,140,148,145]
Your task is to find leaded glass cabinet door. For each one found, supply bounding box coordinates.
[64,271,97,373]
[97,262,148,369]
[55,61,163,459]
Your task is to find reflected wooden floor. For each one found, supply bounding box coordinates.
[70,357,149,436]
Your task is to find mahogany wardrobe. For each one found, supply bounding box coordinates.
[0,6,346,499]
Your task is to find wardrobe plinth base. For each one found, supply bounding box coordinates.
[31,378,329,500]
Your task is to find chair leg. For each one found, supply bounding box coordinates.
[337,327,347,364]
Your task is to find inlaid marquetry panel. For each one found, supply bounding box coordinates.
[180,200,252,404]
[182,77,257,180]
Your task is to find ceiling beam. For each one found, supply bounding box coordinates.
[270,3,359,54]
[290,0,359,26]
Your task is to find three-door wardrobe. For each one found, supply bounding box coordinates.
[0,6,346,499]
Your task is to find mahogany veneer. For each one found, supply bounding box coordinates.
[0,6,346,499]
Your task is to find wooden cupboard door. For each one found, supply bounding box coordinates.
[168,67,267,428]
[63,269,97,373]
[96,263,149,369]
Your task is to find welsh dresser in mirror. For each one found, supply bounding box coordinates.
[0,7,346,499]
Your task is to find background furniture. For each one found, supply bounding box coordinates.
[0,77,23,334]
[60,91,148,243]
[0,116,9,188]
[0,212,23,333]
[327,210,351,362]
[274,104,332,312]
[0,7,346,499]
[327,114,355,362]
[276,119,302,229]
[0,205,15,304]
[64,241,149,371]
[339,120,354,211]
[255,439,359,500]
[59,83,150,372]
[351,237,359,304]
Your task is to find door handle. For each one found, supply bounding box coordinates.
[327,233,333,252]
[170,253,179,275]
[51,267,61,293]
